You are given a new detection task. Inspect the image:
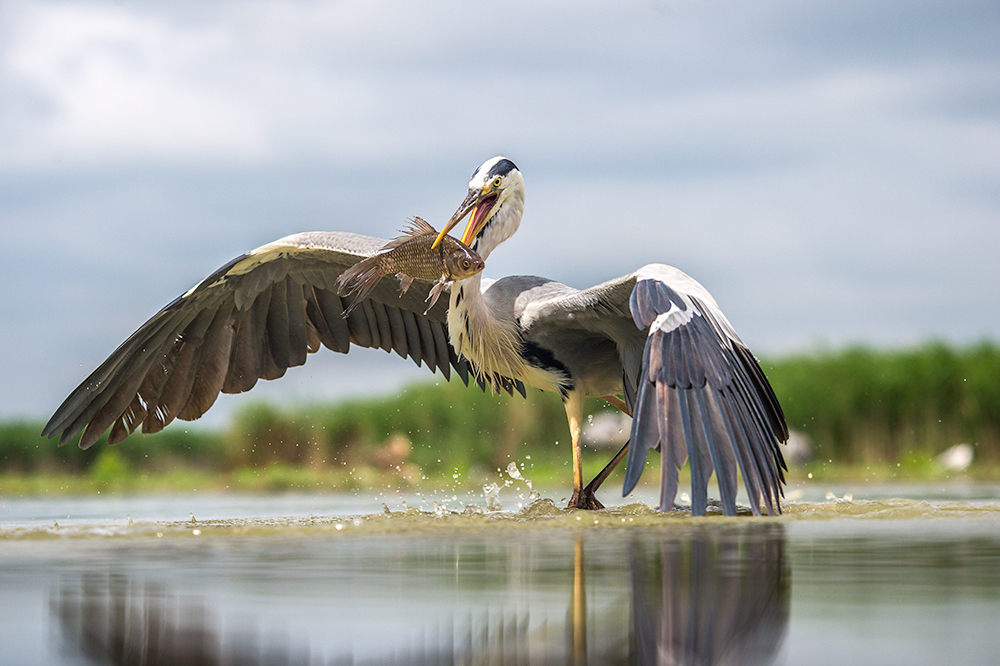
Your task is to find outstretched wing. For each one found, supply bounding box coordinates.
[44,231,522,450]
[622,264,788,515]
[502,263,786,515]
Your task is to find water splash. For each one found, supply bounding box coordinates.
[506,462,541,503]
[483,483,503,512]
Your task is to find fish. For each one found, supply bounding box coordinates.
[336,217,485,316]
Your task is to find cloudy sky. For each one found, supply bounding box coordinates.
[2,0,998,425]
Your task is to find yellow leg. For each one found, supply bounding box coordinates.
[564,390,586,500]
[571,394,633,506]
[565,390,604,510]
[601,394,632,417]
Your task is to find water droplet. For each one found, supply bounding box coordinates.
[483,483,503,511]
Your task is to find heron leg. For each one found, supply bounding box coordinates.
[574,395,634,504]
[564,390,603,510]
[581,439,630,500]
[601,394,632,417]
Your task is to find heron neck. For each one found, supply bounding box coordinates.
[471,189,524,261]
[449,272,486,328]
[447,272,522,383]
[471,234,498,262]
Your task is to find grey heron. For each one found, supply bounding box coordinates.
[43,156,787,515]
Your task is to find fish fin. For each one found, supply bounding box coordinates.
[423,278,446,315]
[398,274,414,294]
[381,236,409,251]
[382,217,436,251]
[405,216,436,236]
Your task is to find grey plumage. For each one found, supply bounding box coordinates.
[472,266,787,515]
[621,271,787,514]
[43,231,521,450]
[45,155,789,516]
[434,157,787,515]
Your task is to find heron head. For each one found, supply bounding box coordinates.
[433,156,525,259]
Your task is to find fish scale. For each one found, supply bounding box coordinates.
[336,217,485,316]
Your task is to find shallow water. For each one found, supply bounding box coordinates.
[1,484,999,665]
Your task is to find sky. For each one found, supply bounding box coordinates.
[2,0,998,425]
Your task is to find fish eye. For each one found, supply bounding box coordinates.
[492,176,502,188]
[461,259,471,269]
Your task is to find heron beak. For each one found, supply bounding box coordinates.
[432,185,499,249]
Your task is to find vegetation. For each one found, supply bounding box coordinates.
[2,341,997,494]
[763,341,1000,467]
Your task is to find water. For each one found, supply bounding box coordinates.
[1,484,999,665]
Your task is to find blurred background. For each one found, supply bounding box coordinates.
[1,0,998,489]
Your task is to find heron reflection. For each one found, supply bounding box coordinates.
[52,521,787,665]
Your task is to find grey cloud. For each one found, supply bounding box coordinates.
[2,0,997,422]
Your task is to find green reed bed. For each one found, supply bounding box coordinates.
[3,341,997,494]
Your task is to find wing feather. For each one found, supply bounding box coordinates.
[142,338,200,434]
[224,301,262,393]
[385,305,409,359]
[264,280,290,373]
[694,386,739,515]
[285,279,309,368]
[622,362,659,495]
[622,264,788,516]
[716,393,765,516]
[414,315,440,376]
[369,300,394,353]
[178,305,235,421]
[502,263,784,515]
[61,308,201,446]
[398,310,423,367]
[344,298,374,348]
[43,231,511,449]
[310,287,351,353]
[78,354,160,449]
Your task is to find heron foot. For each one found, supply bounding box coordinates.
[567,488,605,510]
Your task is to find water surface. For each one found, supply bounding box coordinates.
[1,484,998,665]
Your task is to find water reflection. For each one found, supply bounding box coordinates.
[628,525,788,665]
[50,520,787,665]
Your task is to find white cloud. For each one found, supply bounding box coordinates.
[2,0,999,421]
[2,4,266,168]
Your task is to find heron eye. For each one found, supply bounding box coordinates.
[492,176,502,188]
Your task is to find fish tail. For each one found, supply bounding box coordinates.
[337,257,386,317]
[337,256,384,294]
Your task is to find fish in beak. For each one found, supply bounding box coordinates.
[432,183,500,249]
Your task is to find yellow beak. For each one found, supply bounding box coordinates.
[432,185,497,249]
